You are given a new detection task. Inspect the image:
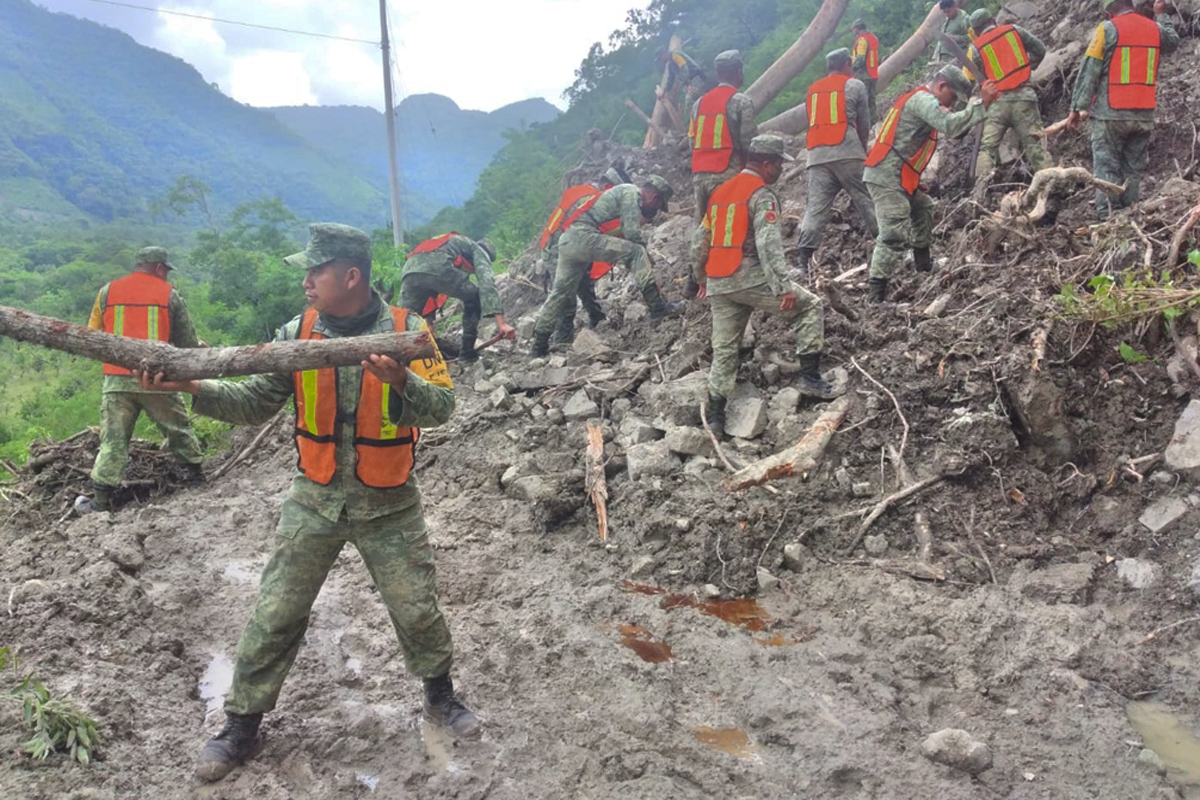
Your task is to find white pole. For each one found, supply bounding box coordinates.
[379,0,403,246]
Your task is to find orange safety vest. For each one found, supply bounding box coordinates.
[854,32,880,79]
[1107,13,1160,110]
[293,306,417,488]
[540,184,600,249]
[408,233,478,316]
[704,172,767,278]
[561,191,620,279]
[101,272,173,376]
[806,74,851,149]
[974,24,1032,91]
[864,87,939,195]
[690,85,739,173]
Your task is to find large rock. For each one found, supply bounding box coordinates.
[920,729,993,776]
[1164,399,1200,479]
[647,372,708,429]
[618,417,661,448]
[562,389,599,420]
[626,440,681,480]
[767,388,800,424]
[571,328,613,361]
[726,396,768,440]
[1139,496,1189,534]
[1009,562,1097,605]
[665,426,714,457]
[1116,558,1160,590]
[508,476,557,503]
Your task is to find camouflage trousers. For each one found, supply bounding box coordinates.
[399,270,482,346]
[708,283,824,399]
[544,239,603,344]
[867,183,933,281]
[535,228,656,338]
[1091,118,1153,218]
[693,168,740,222]
[224,498,453,715]
[90,390,202,487]
[798,161,880,251]
[974,99,1050,193]
[861,77,878,125]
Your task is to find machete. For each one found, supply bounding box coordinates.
[935,32,986,182]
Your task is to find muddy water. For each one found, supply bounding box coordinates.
[619,581,773,631]
[198,652,234,715]
[618,623,673,663]
[693,726,758,760]
[1127,702,1200,786]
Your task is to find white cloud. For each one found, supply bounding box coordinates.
[229,51,318,106]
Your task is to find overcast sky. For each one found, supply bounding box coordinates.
[37,0,642,112]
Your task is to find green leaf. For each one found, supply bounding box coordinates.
[1119,342,1148,363]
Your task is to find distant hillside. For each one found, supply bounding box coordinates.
[270,95,559,226]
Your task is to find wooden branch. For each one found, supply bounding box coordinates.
[842,472,951,556]
[1039,111,1088,138]
[997,167,1125,223]
[725,396,849,491]
[0,306,435,381]
[210,409,286,481]
[1167,191,1200,267]
[660,96,685,132]
[889,445,938,575]
[626,99,668,142]
[1031,326,1049,372]
[585,419,609,541]
[701,401,744,473]
[645,34,682,148]
[745,0,851,112]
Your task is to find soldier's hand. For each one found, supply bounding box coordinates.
[780,292,797,311]
[362,354,409,392]
[496,322,517,341]
[131,369,200,395]
[980,80,1000,108]
[1066,111,1083,132]
[697,282,708,300]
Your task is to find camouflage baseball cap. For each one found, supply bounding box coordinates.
[969,8,994,30]
[645,174,674,202]
[935,65,974,101]
[714,50,743,69]
[284,223,372,269]
[748,135,795,162]
[136,246,174,270]
[826,48,853,71]
[476,238,497,262]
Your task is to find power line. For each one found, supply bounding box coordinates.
[75,0,380,45]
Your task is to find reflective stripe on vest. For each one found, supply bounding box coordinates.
[1108,13,1160,110]
[855,32,880,79]
[293,306,417,488]
[806,74,851,150]
[410,232,475,273]
[690,85,739,173]
[540,185,600,249]
[974,24,1031,91]
[704,172,767,278]
[864,87,939,195]
[101,272,173,376]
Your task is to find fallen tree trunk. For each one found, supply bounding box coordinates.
[996,166,1125,224]
[585,419,609,540]
[644,34,682,148]
[626,99,669,142]
[745,0,852,113]
[725,395,850,491]
[0,305,436,381]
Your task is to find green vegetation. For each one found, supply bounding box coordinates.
[1056,271,1200,326]
[1,647,101,764]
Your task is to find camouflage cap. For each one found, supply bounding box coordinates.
[851,18,867,29]
[934,65,975,101]
[476,238,497,262]
[969,8,994,30]
[644,174,674,203]
[748,134,795,162]
[714,50,743,69]
[136,246,174,270]
[284,223,372,269]
[826,48,853,71]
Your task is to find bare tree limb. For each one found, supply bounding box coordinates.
[745,0,852,113]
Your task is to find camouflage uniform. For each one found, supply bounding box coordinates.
[851,33,879,124]
[692,173,824,400]
[933,10,970,62]
[966,24,1050,194]
[864,90,984,281]
[86,273,204,488]
[542,193,604,344]
[797,75,878,251]
[690,85,759,221]
[666,49,710,108]
[1070,12,1179,216]
[399,234,501,349]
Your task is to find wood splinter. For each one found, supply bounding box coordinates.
[585,419,609,541]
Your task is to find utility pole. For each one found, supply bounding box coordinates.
[379,0,403,246]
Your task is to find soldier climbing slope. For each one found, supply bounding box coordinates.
[690,50,759,223]
[658,46,710,110]
[933,0,970,63]
[850,19,881,124]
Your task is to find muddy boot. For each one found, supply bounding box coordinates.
[798,354,843,400]
[551,312,576,348]
[530,329,551,358]
[182,462,205,486]
[706,394,727,438]
[75,482,115,515]
[196,712,262,783]
[867,278,889,303]
[643,284,684,321]
[912,247,933,273]
[423,674,481,739]
[586,307,606,329]
[797,246,816,277]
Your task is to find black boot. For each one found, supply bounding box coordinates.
[455,319,480,363]
[706,394,727,438]
[551,307,576,347]
[530,329,551,358]
[587,307,606,329]
[913,247,933,273]
[797,246,816,276]
[643,284,684,320]
[196,712,262,783]
[867,278,889,303]
[579,279,606,327]
[182,462,205,486]
[797,354,842,400]
[423,674,481,739]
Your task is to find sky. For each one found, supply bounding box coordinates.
[36,0,643,112]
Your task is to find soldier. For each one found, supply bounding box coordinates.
[797,49,879,274]
[933,0,970,63]
[850,19,880,124]
[531,176,683,356]
[398,233,515,362]
[864,67,999,302]
[693,135,843,436]
[966,9,1050,204]
[538,166,629,344]
[133,223,477,783]
[1067,0,1179,218]
[658,47,710,109]
[690,50,759,223]
[77,246,204,514]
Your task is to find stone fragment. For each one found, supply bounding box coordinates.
[702,584,721,598]
[683,456,715,477]
[665,426,714,457]
[852,482,873,497]
[546,408,566,425]
[100,532,143,572]
[548,355,567,369]
[783,543,807,572]
[1010,562,1097,605]
[1115,558,1160,589]
[618,417,661,447]
[648,372,708,429]
[863,535,889,557]
[1139,496,1189,534]
[489,386,512,410]
[631,555,655,578]
[473,378,495,394]
[516,316,536,340]
[1138,748,1166,774]
[757,567,781,593]
[624,303,649,325]
[834,467,852,490]
[626,440,680,480]
[508,476,555,503]
[610,398,632,424]
[920,729,993,776]
[1165,399,1200,479]
[767,388,800,424]
[762,362,781,385]
[725,397,768,440]
[562,389,599,420]
[571,328,613,361]
[500,465,521,489]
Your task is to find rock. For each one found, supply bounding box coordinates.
[548,355,567,368]
[683,456,715,477]
[546,408,566,426]
[624,303,649,325]
[1138,748,1167,774]
[508,476,556,503]
[1089,495,1125,535]
[473,378,495,394]
[516,316,536,340]
[618,417,661,447]
[610,398,632,424]
[100,532,143,572]
[516,366,572,390]
[1116,558,1160,589]
[863,535,889,557]
[834,467,852,490]
[665,426,714,457]
[647,371,708,429]
[762,363,781,385]
[1165,399,1200,479]
[630,555,656,578]
[489,386,512,410]
[702,583,722,598]
[757,567,781,593]
[572,328,613,361]
[852,482,873,498]
[922,292,952,318]
[626,440,680,481]
[530,405,546,421]
[1009,374,1075,465]
[725,397,768,440]
[1139,496,1189,534]
[1188,557,1200,597]
[783,543,807,572]
[562,389,599,420]
[674,518,691,532]
[1003,0,1037,19]
[1010,562,1097,605]
[767,388,800,424]
[921,729,993,776]
[664,339,708,380]
[500,465,521,489]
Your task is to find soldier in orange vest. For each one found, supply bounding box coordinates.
[689,50,759,223]
[1067,0,1179,218]
[77,246,205,513]
[693,135,843,436]
[133,223,477,782]
[850,20,880,124]
[797,49,878,274]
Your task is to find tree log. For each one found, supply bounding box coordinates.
[644,34,682,148]
[745,0,851,114]
[585,419,609,540]
[0,305,436,381]
[724,395,849,491]
[626,99,669,142]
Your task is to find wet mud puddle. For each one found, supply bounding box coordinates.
[1128,702,1200,786]
[620,581,815,646]
[618,623,673,663]
[693,726,759,760]
[198,652,234,716]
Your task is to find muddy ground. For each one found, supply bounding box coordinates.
[4,2,1200,799]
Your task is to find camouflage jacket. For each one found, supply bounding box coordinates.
[692,175,795,297]
[88,280,201,394]
[1070,13,1179,121]
[567,184,647,245]
[796,76,871,167]
[402,234,503,316]
[863,90,985,188]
